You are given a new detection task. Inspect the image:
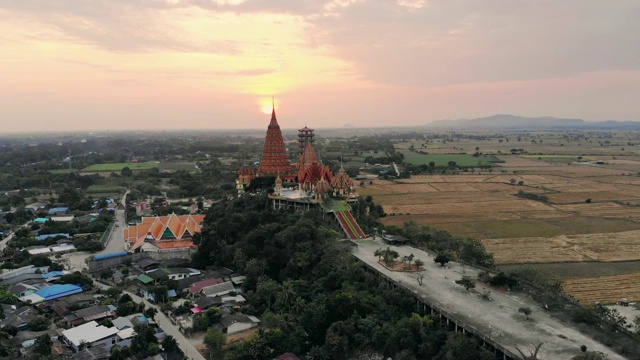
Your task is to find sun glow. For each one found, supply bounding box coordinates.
[259,97,278,115]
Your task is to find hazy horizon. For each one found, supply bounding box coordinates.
[1,1,639,132]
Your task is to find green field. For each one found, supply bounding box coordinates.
[81,162,159,172]
[159,162,197,171]
[400,152,501,167]
[429,216,640,240]
[86,185,126,194]
[49,169,79,174]
[499,261,640,280]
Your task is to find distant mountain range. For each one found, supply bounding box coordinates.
[427,114,640,130]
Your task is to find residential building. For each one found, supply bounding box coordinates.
[220,314,260,334]
[62,321,120,352]
[202,281,235,298]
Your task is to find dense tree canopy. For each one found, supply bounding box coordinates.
[195,196,497,359]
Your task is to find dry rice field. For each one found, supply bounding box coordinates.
[359,156,640,302]
[564,273,640,304]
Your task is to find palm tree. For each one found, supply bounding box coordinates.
[277,280,297,311]
[291,297,306,317]
[374,248,383,261]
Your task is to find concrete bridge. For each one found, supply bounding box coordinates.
[351,239,627,360]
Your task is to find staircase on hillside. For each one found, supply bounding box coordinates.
[335,210,367,240]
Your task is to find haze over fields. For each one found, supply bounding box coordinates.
[1,1,640,132]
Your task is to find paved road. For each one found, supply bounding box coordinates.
[0,221,32,252]
[95,281,205,360]
[65,191,129,271]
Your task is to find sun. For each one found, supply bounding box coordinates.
[259,97,278,115]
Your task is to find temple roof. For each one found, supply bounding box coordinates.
[258,103,291,175]
[299,140,319,166]
[124,214,205,251]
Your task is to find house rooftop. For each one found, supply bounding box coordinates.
[188,277,224,294]
[74,305,115,322]
[202,281,235,297]
[62,321,119,347]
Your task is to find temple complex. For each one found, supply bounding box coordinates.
[235,101,366,240]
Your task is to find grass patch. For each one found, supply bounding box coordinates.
[428,217,640,240]
[158,162,197,171]
[399,152,501,167]
[499,261,640,280]
[49,169,79,174]
[81,162,158,172]
[86,185,126,194]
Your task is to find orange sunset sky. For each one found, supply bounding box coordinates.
[1,0,639,132]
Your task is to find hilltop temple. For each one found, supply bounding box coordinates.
[236,103,366,240]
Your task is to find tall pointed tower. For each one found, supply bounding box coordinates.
[258,99,291,176]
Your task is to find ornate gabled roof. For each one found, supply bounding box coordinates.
[331,163,353,189]
[125,214,205,251]
[238,165,254,176]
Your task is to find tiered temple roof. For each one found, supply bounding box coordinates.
[258,108,291,176]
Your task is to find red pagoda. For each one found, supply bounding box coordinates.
[257,102,292,177]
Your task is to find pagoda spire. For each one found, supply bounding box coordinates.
[258,96,291,176]
[269,96,278,128]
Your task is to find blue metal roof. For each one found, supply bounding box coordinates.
[48,207,69,214]
[42,271,66,279]
[35,233,70,241]
[35,284,83,300]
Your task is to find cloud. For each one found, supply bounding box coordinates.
[306,0,640,87]
[0,1,244,53]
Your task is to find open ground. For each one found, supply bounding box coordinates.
[359,131,640,303]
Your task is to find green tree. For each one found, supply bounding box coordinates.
[28,317,50,331]
[414,258,424,270]
[204,327,226,355]
[277,280,297,311]
[205,307,222,324]
[518,307,532,320]
[434,253,451,267]
[144,307,158,320]
[130,324,160,359]
[33,334,53,355]
[161,335,180,353]
[98,268,113,280]
[437,332,494,360]
[192,314,210,332]
[256,277,280,309]
[121,166,133,177]
[455,276,476,290]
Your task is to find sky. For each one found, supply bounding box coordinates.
[1,0,640,132]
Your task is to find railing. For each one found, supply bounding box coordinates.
[344,211,366,238]
[335,211,357,239]
[99,222,116,248]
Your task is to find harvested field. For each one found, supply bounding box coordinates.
[483,230,640,264]
[547,191,637,203]
[563,273,640,304]
[499,261,640,280]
